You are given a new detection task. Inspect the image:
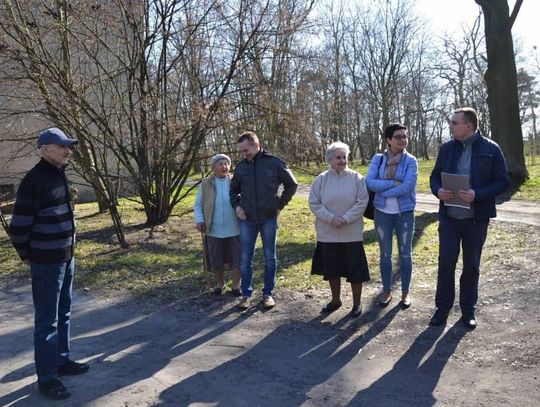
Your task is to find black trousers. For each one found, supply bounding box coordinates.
[435,216,489,314]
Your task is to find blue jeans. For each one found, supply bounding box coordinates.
[436,216,489,314]
[30,258,74,382]
[239,218,278,297]
[374,209,414,294]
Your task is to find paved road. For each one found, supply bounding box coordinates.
[296,185,540,227]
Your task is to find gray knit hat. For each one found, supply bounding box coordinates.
[210,153,231,169]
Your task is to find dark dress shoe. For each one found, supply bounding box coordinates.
[58,360,90,376]
[429,309,449,326]
[321,300,342,313]
[400,297,412,309]
[349,304,362,318]
[39,379,70,400]
[230,288,242,297]
[378,293,392,307]
[461,313,477,329]
[211,287,223,295]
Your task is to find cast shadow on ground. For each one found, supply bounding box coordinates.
[0,292,258,406]
[155,304,402,406]
[347,322,468,406]
[75,222,149,244]
[413,212,438,249]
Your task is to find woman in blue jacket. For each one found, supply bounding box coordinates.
[366,123,418,309]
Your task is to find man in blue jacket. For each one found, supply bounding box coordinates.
[9,128,89,400]
[230,131,298,310]
[429,108,509,329]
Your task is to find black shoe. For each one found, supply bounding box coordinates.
[378,293,392,307]
[429,309,449,326]
[321,300,342,313]
[211,287,223,295]
[461,313,477,329]
[58,360,90,376]
[230,288,242,297]
[349,304,362,318]
[400,297,412,309]
[38,379,70,400]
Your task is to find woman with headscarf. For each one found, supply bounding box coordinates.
[194,154,241,296]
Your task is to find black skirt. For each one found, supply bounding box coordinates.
[311,241,370,283]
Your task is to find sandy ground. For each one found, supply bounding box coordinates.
[1,195,539,406]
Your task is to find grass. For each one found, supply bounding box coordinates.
[291,158,437,195]
[512,158,540,200]
[293,155,540,200]
[0,154,537,300]
[0,193,443,301]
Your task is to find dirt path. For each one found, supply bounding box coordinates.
[1,221,539,407]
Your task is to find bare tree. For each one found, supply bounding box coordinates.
[475,0,528,185]
[400,32,441,159]
[0,0,292,226]
[517,68,539,164]
[232,0,316,160]
[435,16,490,137]
[0,0,129,246]
[354,0,419,149]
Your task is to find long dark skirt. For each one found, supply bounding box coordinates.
[311,241,370,283]
[205,235,240,273]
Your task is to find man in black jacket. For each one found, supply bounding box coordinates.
[9,128,89,400]
[230,131,298,310]
[429,108,509,329]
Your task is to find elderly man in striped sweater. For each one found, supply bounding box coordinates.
[9,128,89,400]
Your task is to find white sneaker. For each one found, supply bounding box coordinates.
[262,295,276,309]
[238,296,251,310]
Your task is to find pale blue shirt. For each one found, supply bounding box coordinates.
[194,177,240,238]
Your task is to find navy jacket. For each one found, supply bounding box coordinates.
[9,159,76,264]
[230,149,298,221]
[429,132,509,220]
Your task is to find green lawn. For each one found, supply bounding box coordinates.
[294,155,540,200]
[0,181,536,301]
[0,154,537,300]
[514,157,540,200]
[0,195,440,300]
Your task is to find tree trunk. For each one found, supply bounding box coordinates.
[476,0,528,185]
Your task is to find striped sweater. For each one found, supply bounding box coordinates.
[9,158,76,264]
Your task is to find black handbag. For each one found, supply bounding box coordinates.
[364,190,376,220]
[364,155,383,220]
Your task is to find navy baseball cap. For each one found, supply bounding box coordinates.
[37,128,78,148]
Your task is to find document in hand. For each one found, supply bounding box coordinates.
[441,172,470,209]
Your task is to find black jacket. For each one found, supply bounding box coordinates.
[230,150,298,221]
[430,131,509,220]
